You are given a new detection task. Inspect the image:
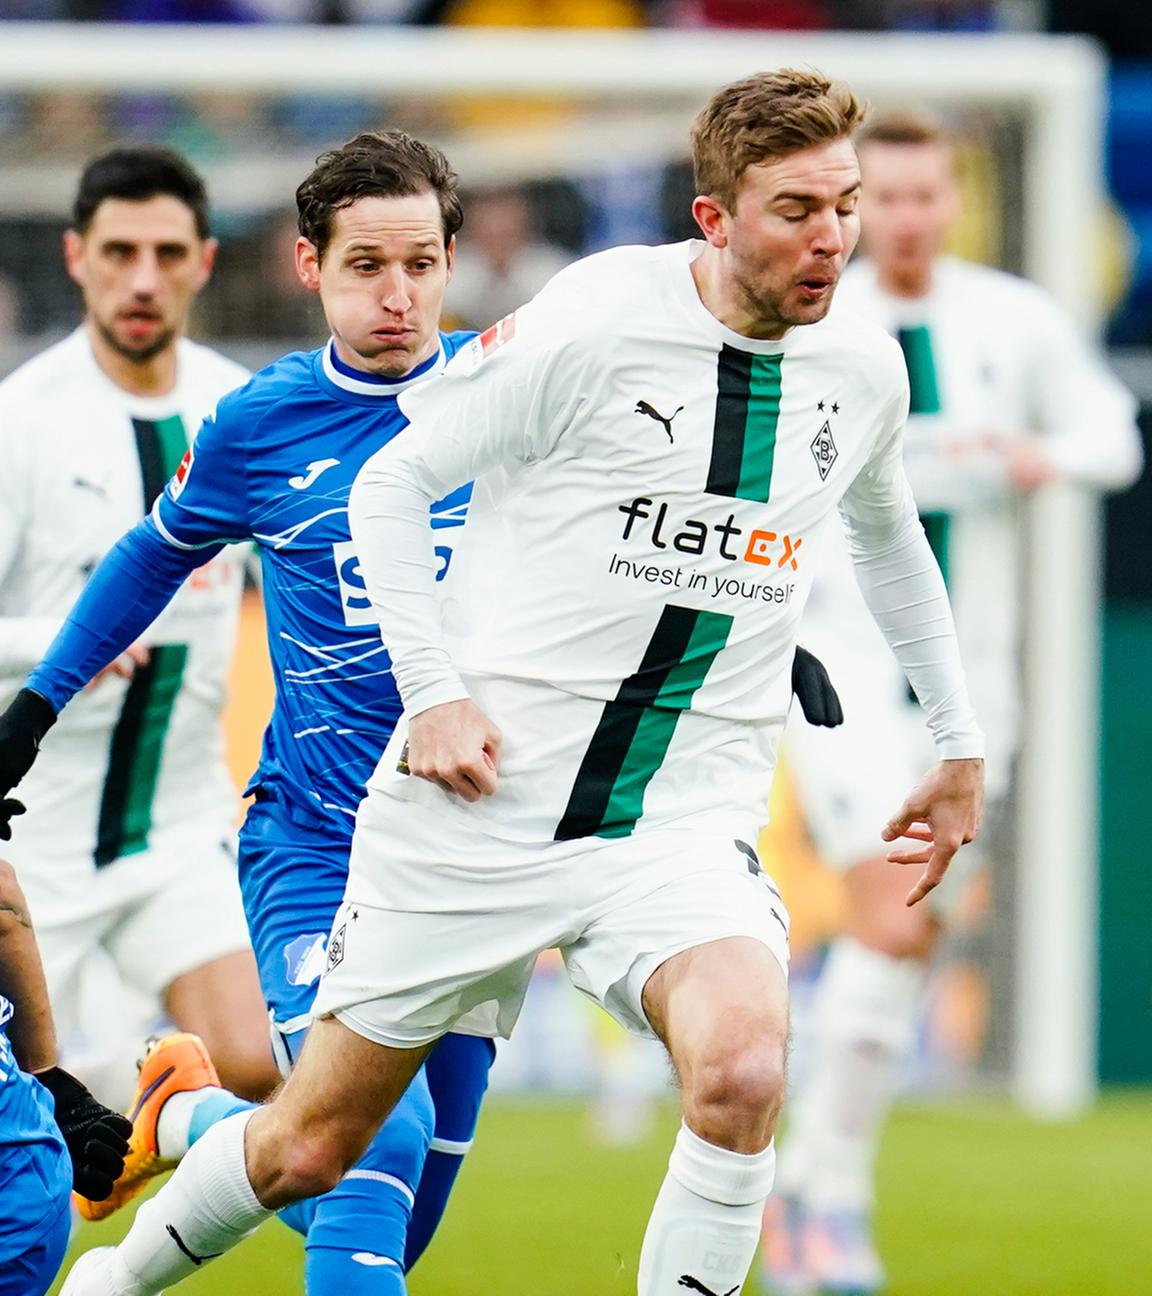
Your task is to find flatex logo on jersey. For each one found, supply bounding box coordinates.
[607,496,802,606]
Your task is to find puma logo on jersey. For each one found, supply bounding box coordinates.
[634,400,683,443]
[290,458,341,490]
[678,1277,738,1296]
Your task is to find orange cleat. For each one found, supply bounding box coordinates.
[74,1032,220,1222]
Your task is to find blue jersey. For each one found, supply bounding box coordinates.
[150,335,474,834]
[0,997,71,1265]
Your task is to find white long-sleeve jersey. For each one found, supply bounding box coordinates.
[0,328,249,866]
[349,242,983,842]
[801,256,1143,792]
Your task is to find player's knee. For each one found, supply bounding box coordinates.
[855,911,937,962]
[687,1037,786,1145]
[278,1132,355,1200]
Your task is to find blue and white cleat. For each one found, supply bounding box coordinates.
[806,1207,884,1296]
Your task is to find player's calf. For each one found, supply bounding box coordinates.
[638,937,790,1296]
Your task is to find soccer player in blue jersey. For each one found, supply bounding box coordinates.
[0,858,131,1294]
[0,130,493,1293]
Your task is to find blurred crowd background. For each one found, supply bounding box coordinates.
[0,0,1149,347]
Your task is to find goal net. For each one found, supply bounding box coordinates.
[0,23,1108,1116]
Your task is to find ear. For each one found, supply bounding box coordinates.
[692,194,730,249]
[444,234,456,282]
[63,228,85,288]
[195,237,219,292]
[940,173,962,228]
[295,237,321,293]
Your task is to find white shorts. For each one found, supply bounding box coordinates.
[10,821,252,1050]
[313,808,790,1048]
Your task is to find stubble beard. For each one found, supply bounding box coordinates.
[96,315,177,366]
[737,270,838,335]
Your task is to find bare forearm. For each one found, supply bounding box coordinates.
[0,862,57,1072]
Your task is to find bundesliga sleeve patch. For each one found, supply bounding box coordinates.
[169,446,194,499]
[477,312,517,359]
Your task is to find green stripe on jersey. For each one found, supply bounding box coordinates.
[94,416,192,867]
[920,510,951,587]
[896,326,942,416]
[894,328,950,585]
[554,606,733,841]
[95,645,188,866]
[132,415,188,506]
[707,346,782,503]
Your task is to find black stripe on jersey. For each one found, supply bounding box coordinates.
[553,605,699,841]
[706,345,755,496]
[95,645,188,867]
[132,415,187,509]
[94,417,191,867]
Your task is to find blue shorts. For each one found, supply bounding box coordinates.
[237,788,351,1037]
[0,1195,71,1296]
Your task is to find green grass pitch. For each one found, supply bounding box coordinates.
[52,1093,1152,1295]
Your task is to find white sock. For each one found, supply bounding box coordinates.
[777,938,925,1214]
[108,1111,272,1293]
[638,1122,776,1296]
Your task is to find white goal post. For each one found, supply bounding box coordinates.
[0,24,1108,1116]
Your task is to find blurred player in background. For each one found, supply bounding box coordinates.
[0,857,131,1295]
[765,111,1144,1296]
[444,185,572,329]
[0,130,495,1293]
[0,147,276,1107]
[51,70,987,1296]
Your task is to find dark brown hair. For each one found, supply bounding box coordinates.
[692,69,866,212]
[296,129,463,259]
[73,147,210,239]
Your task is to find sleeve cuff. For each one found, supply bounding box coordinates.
[401,676,472,719]
[935,735,986,761]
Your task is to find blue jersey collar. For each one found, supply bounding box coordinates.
[320,338,446,398]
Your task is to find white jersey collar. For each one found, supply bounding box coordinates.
[322,338,447,397]
[668,241,793,356]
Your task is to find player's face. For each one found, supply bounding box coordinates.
[696,138,861,337]
[857,141,959,279]
[64,196,216,364]
[298,192,453,379]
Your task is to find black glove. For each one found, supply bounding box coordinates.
[0,688,57,841]
[35,1065,133,1202]
[791,645,844,728]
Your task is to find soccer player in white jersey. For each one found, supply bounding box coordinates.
[60,71,985,1296]
[0,148,278,1106]
[765,112,1143,1296]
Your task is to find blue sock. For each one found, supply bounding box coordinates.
[187,1093,254,1148]
[279,1069,435,1293]
[404,1033,495,1270]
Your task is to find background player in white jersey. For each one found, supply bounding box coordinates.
[0,148,278,1105]
[58,70,985,1296]
[765,112,1143,1296]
